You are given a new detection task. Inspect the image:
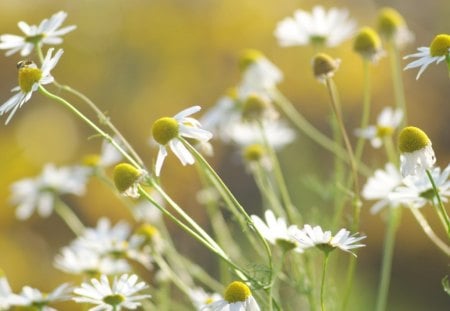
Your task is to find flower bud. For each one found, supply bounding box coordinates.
[312,53,340,82]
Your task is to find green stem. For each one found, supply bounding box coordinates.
[425,169,450,236]
[152,252,192,296]
[354,60,371,163]
[375,207,402,311]
[320,253,330,311]
[388,41,407,127]
[54,197,85,236]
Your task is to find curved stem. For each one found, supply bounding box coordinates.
[388,41,407,127]
[320,253,330,311]
[54,197,85,236]
[425,169,450,236]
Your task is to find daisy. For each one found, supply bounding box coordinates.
[113,163,147,198]
[0,11,76,56]
[73,274,151,310]
[151,106,212,176]
[353,27,385,63]
[377,7,414,49]
[189,287,222,310]
[0,48,63,124]
[389,165,450,208]
[274,6,357,48]
[398,126,436,177]
[404,34,450,79]
[10,163,90,220]
[312,52,341,82]
[250,210,303,253]
[206,281,260,311]
[362,163,403,213]
[291,225,366,256]
[0,274,22,309]
[13,283,72,311]
[355,107,403,148]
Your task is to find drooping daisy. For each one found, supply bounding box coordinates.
[251,210,303,253]
[274,6,357,48]
[291,225,366,256]
[0,11,76,56]
[398,126,436,177]
[0,48,63,124]
[73,274,151,311]
[312,52,341,82]
[10,163,90,220]
[377,7,414,49]
[389,165,450,208]
[13,283,72,311]
[113,163,147,198]
[189,287,222,310]
[362,163,403,213]
[151,106,213,176]
[206,281,260,311]
[404,34,450,79]
[355,107,403,148]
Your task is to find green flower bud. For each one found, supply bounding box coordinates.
[312,53,340,81]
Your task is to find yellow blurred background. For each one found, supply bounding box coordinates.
[0,0,449,310]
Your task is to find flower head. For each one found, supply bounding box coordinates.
[13,283,72,311]
[377,7,414,49]
[312,53,341,82]
[0,48,63,124]
[113,163,146,198]
[353,27,385,63]
[207,281,260,311]
[291,225,366,256]
[10,163,90,220]
[274,6,356,48]
[355,107,403,148]
[189,287,222,310]
[398,126,435,177]
[0,11,76,56]
[151,106,212,176]
[73,274,151,311]
[404,34,450,79]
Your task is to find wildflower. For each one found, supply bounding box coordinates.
[377,7,414,49]
[251,210,303,253]
[404,34,450,79]
[0,11,76,56]
[362,163,403,213]
[207,281,260,311]
[113,163,146,198]
[398,126,435,177]
[241,93,277,122]
[353,27,385,62]
[151,106,212,176]
[14,283,72,311]
[73,274,151,310]
[189,287,222,310]
[0,48,63,124]
[312,52,341,82]
[10,163,90,220]
[355,107,403,148]
[238,49,283,97]
[389,165,450,208]
[0,273,22,309]
[291,225,366,256]
[274,6,356,48]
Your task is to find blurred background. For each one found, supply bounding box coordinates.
[0,0,449,310]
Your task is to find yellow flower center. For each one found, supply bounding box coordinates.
[103,294,125,306]
[242,94,269,121]
[136,224,159,241]
[398,126,431,153]
[152,117,179,145]
[82,154,101,167]
[429,34,450,57]
[312,53,339,79]
[243,144,265,162]
[353,27,382,57]
[113,163,142,193]
[18,66,42,93]
[224,281,252,303]
[376,126,394,138]
[239,49,263,72]
[377,7,406,37]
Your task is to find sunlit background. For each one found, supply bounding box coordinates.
[0,0,449,310]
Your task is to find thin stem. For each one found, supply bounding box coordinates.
[152,252,192,296]
[354,60,371,163]
[409,208,450,256]
[375,207,402,311]
[388,41,407,126]
[425,169,450,236]
[320,253,330,311]
[54,197,85,236]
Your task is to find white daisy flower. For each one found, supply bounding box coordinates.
[251,210,303,253]
[14,283,72,311]
[10,163,90,220]
[0,11,76,57]
[362,163,403,214]
[389,165,450,208]
[0,48,63,124]
[291,225,366,256]
[355,107,403,148]
[54,245,131,276]
[398,126,436,177]
[73,274,151,310]
[274,6,357,48]
[206,281,260,311]
[151,105,213,176]
[404,34,450,79]
[189,287,222,310]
